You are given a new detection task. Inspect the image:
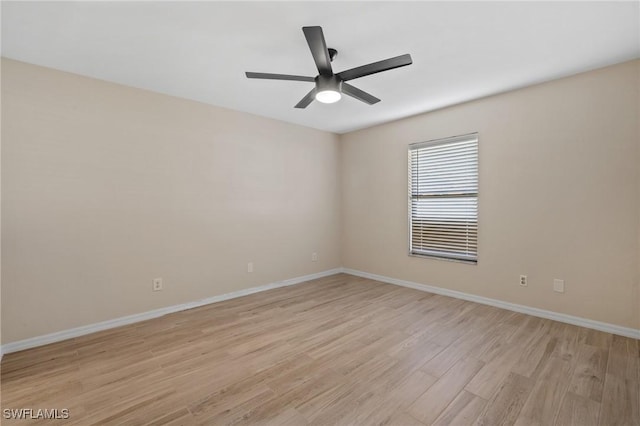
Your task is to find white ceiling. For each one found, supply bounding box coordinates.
[2,1,639,134]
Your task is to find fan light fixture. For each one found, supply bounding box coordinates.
[315,75,342,104]
[315,90,341,104]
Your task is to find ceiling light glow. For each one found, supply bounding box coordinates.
[315,90,341,104]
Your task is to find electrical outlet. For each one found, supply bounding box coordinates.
[152,278,163,291]
[519,275,528,287]
[311,252,318,262]
[553,279,565,293]
[247,262,253,273]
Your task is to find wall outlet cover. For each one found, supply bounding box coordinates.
[519,275,528,287]
[152,278,163,291]
[553,279,565,293]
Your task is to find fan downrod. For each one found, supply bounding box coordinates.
[328,48,338,62]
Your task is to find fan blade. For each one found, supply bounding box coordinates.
[338,54,412,81]
[302,26,333,76]
[342,83,380,105]
[295,88,317,109]
[246,72,315,82]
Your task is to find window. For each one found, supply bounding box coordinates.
[408,133,478,263]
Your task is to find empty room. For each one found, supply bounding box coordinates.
[1,1,639,425]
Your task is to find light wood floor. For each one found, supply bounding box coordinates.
[1,273,639,425]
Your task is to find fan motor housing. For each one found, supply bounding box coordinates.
[315,74,343,93]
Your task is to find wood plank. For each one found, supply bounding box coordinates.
[512,335,557,379]
[432,390,487,426]
[556,392,600,426]
[578,328,613,349]
[598,373,640,426]
[472,372,534,426]
[549,322,581,363]
[387,411,426,426]
[464,346,524,400]
[420,327,490,378]
[464,317,545,399]
[568,344,608,402]
[144,407,196,426]
[514,357,574,426]
[608,334,640,382]
[193,387,276,425]
[408,357,484,424]
[261,408,308,426]
[346,370,438,426]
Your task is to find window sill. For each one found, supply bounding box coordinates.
[408,251,477,265]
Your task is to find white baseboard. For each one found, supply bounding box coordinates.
[1,268,343,355]
[342,268,640,340]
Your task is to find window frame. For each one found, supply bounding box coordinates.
[408,132,479,264]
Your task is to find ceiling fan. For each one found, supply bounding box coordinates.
[245,26,413,108]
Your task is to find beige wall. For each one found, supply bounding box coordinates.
[1,59,341,343]
[341,60,640,330]
[2,58,638,345]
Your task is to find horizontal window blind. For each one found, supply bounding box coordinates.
[409,133,478,262]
